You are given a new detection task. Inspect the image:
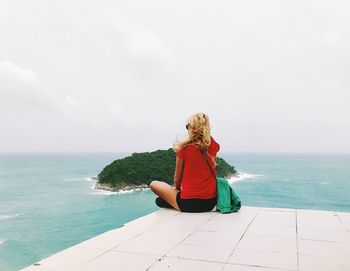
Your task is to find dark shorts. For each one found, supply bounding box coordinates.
[155,193,217,213]
[176,192,217,213]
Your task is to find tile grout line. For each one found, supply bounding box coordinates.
[336,213,350,233]
[298,238,350,244]
[224,262,296,271]
[295,209,299,271]
[163,254,296,270]
[220,208,261,271]
[163,254,234,265]
[145,211,220,270]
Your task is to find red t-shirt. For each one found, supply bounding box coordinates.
[176,137,220,199]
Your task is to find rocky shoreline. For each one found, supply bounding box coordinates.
[90,177,149,192]
[90,172,240,194]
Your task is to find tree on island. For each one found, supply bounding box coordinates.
[97,149,237,191]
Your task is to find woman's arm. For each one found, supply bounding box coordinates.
[174,157,184,190]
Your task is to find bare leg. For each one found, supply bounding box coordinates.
[149,181,181,211]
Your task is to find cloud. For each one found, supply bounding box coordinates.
[0,60,161,133]
[44,1,173,81]
[0,61,39,85]
[0,0,349,152]
[0,61,82,117]
[0,61,61,113]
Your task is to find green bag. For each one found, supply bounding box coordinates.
[199,149,241,213]
[216,177,241,213]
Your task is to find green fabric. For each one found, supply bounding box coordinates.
[216,177,241,213]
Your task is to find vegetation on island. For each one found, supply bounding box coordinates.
[97,148,237,191]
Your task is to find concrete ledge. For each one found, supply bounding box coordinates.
[20,206,350,271]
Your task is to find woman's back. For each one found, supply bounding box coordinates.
[177,137,220,199]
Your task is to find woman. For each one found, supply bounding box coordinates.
[149,113,220,212]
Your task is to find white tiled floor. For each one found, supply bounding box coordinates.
[20,206,350,271]
[150,257,224,271]
[236,234,297,253]
[227,248,298,270]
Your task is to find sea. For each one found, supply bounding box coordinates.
[0,152,350,271]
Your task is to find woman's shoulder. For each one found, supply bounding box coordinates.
[177,143,194,151]
[210,136,219,145]
[209,136,220,153]
[176,143,194,159]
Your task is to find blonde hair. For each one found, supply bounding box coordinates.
[174,113,211,151]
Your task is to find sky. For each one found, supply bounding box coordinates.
[0,0,349,153]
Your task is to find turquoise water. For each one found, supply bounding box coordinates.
[0,153,350,271]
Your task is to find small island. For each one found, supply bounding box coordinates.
[95,148,237,192]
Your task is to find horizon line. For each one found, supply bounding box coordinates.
[1,151,350,155]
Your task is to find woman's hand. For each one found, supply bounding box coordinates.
[173,185,181,192]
